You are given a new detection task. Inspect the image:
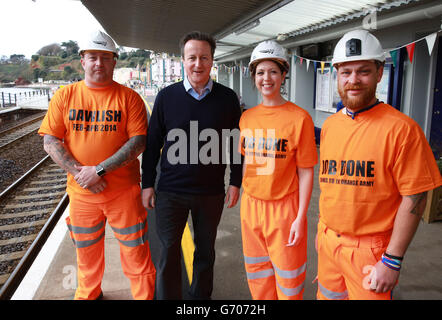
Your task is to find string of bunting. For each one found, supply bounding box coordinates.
[215,64,251,76]
[388,29,440,67]
[216,29,441,74]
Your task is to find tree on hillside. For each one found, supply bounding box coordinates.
[61,40,79,56]
[38,43,62,56]
[9,54,27,64]
[130,49,151,58]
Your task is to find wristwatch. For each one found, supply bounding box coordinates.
[96,165,106,177]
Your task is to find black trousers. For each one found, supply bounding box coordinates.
[154,191,225,299]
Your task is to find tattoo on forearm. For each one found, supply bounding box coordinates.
[43,135,81,175]
[100,135,146,172]
[408,192,428,215]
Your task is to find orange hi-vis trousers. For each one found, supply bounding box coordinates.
[316,221,393,300]
[240,192,307,300]
[67,184,156,300]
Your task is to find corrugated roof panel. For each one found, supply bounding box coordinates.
[215,0,395,58]
[81,0,421,59]
[81,0,281,54]
[221,33,269,46]
[258,0,392,32]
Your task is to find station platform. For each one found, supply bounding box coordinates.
[7,95,442,300]
[10,161,442,300]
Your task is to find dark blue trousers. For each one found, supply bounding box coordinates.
[154,191,225,299]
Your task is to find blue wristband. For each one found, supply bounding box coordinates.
[381,253,401,271]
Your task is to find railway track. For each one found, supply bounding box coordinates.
[0,155,68,298]
[0,115,44,150]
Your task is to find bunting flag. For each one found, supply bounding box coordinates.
[389,50,398,68]
[215,29,440,74]
[425,32,437,56]
[406,43,415,63]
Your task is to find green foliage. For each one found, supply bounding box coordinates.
[0,41,151,83]
[116,48,151,69]
[61,40,79,56]
[0,63,29,82]
[40,56,62,68]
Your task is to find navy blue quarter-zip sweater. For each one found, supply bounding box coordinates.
[141,81,243,195]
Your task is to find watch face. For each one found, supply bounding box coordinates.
[96,166,105,176]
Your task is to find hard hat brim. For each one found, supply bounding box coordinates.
[248,57,289,72]
[332,54,385,67]
[80,49,119,58]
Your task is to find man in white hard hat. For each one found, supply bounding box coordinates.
[38,30,156,300]
[316,29,442,300]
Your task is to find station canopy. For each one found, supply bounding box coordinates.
[81,0,430,60]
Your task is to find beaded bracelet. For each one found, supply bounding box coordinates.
[381,253,402,271]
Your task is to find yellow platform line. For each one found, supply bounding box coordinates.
[181,223,195,284]
[143,94,195,285]
[140,94,153,115]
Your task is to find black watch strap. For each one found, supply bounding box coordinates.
[96,165,106,177]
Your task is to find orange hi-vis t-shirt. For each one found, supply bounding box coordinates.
[38,80,147,198]
[239,101,318,200]
[319,103,442,236]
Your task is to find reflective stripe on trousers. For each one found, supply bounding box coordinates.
[316,220,392,300]
[67,218,149,248]
[240,192,307,300]
[67,184,156,300]
[244,254,306,298]
[67,219,105,248]
[111,218,149,247]
[318,281,349,300]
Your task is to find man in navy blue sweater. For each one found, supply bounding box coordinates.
[141,31,242,300]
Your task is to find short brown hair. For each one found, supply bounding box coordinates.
[180,31,216,58]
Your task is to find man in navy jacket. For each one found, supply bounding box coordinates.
[141,31,242,300]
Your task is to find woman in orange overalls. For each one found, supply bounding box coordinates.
[239,40,318,299]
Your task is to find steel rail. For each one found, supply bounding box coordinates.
[0,154,69,300]
[0,155,49,201]
[0,193,69,300]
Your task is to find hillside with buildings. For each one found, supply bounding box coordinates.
[0,41,159,86]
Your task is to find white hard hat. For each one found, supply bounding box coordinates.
[249,40,289,72]
[79,30,118,57]
[332,29,385,66]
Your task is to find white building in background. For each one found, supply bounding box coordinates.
[151,53,182,87]
[113,56,218,90]
[113,67,134,85]
[113,55,183,89]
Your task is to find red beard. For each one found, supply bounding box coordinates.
[338,84,377,111]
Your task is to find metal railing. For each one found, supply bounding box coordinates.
[0,90,50,108]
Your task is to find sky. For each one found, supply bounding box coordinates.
[0,0,123,59]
